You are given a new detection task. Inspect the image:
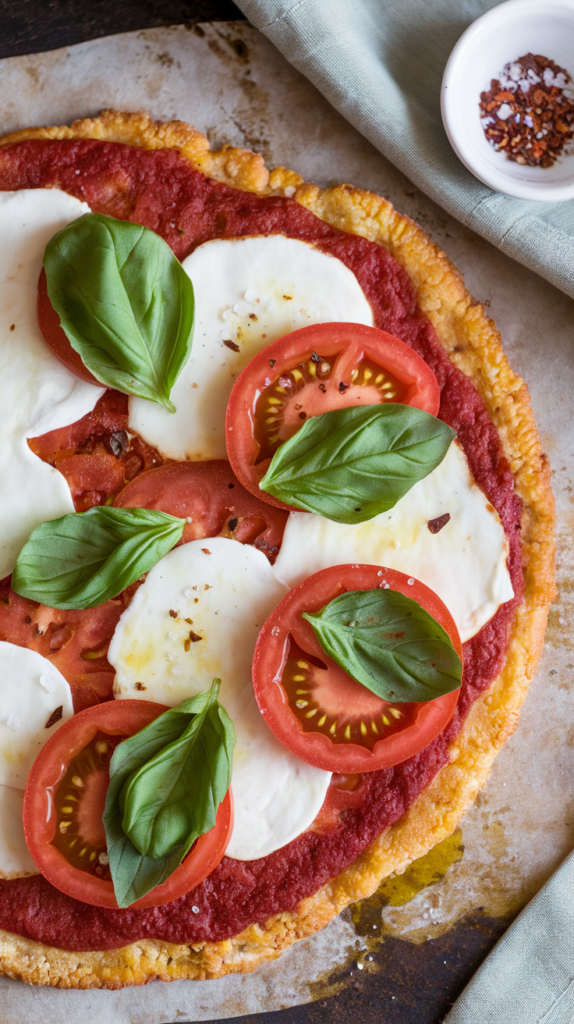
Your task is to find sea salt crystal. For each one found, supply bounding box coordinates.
[220,330,232,342]
[221,308,231,321]
[271,626,281,636]
[284,185,296,197]
[0,714,20,731]
[233,301,251,317]
[543,67,568,89]
[184,588,193,598]
[497,102,513,120]
[39,673,57,693]
[504,62,522,84]
[244,289,258,302]
[192,905,200,914]
[407,578,415,585]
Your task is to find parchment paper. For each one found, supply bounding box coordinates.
[0,21,572,1022]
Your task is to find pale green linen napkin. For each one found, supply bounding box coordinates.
[236,0,574,300]
[444,849,574,1024]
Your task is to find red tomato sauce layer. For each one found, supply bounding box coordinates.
[0,140,522,951]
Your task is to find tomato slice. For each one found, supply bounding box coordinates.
[114,460,288,563]
[37,267,102,386]
[252,565,461,773]
[308,772,368,833]
[28,389,165,513]
[225,322,440,509]
[23,700,233,909]
[0,590,125,713]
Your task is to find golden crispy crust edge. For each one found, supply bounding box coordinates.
[0,110,555,989]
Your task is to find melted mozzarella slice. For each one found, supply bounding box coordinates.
[0,190,104,577]
[0,786,37,878]
[108,538,332,860]
[0,642,74,789]
[272,442,514,643]
[128,235,374,460]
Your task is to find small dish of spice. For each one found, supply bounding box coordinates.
[441,0,574,200]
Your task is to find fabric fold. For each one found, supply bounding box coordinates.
[443,849,574,1024]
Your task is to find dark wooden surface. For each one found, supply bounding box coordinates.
[198,912,506,1024]
[0,2,507,1021]
[0,0,245,60]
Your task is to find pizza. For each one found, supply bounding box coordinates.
[0,110,555,989]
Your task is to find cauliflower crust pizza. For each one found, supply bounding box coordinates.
[0,111,555,989]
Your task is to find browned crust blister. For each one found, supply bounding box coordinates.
[0,111,555,988]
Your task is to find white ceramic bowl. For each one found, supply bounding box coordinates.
[441,0,574,200]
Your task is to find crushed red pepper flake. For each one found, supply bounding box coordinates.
[479,53,574,167]
[45,706,63,729]
[428,513,451,534]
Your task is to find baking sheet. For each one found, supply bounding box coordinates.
[0,20,572,1022]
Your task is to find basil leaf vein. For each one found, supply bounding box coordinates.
[303,588,462,703]
[11,506,184,609]
[103,681,235,908]
[44,213,195,410]
[259,404,456,524]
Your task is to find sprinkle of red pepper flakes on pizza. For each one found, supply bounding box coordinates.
[0,138,524,950]
[479,53,574,167]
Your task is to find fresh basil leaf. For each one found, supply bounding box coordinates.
[44,213,195,411]
[303,588,462,703]
[259,404,456,524]
[11,506,184,609]
[103,681,235,908]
